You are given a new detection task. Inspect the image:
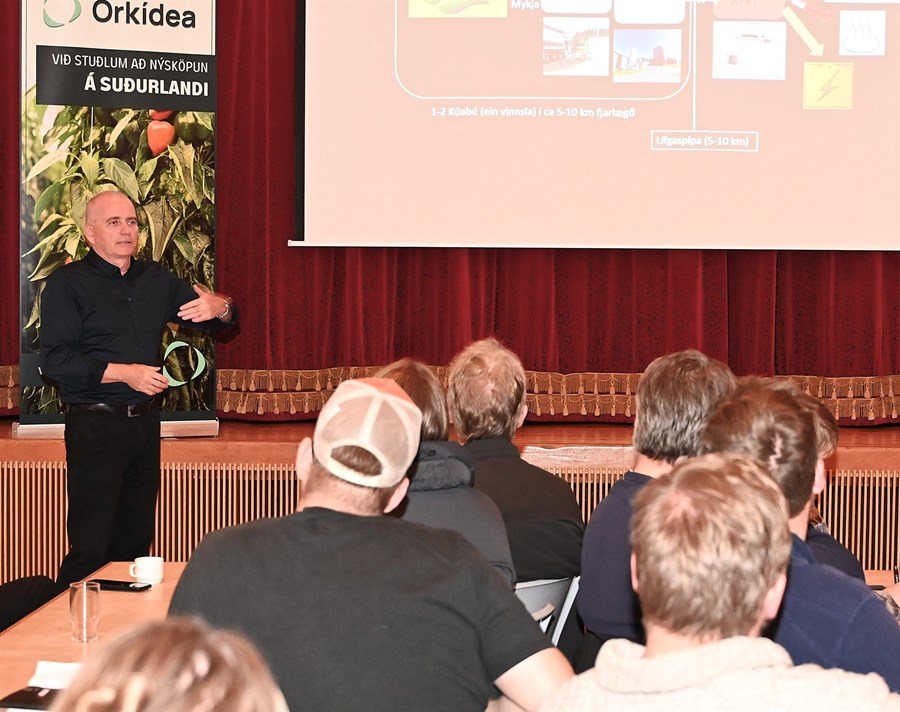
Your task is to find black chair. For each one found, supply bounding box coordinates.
[0,576,59,632]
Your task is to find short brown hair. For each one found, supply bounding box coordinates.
[305,452,398,515]
[701,377,817,517]
[633,350,736,463]
[631,453,791,639]
[447,338,526,443]
[376,359,449,441]
[50,617,287,712]
[766,381,838,458]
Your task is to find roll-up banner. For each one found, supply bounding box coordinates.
[18,0,217,438]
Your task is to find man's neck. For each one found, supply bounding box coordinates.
[643,623,714,658]
[297,493,373,516]
[632,453,675,479]
[789,502,812,539]
[95,251,132,275]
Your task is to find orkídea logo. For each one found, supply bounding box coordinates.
[43,0,83,28]
[91,0,197,28]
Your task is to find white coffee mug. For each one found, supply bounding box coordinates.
[129,556,164,585]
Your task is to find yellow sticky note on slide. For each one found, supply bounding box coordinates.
[409,0,507,18]
[803,63,854,110]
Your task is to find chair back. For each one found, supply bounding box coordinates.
[514,577,574,639]
[551,575,580,646]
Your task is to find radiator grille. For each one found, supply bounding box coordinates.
[157,463,299,563]
[2,462,897,582]
[818,469,900,573]
[1,461,68,582]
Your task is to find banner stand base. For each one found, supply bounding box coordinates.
[12,419,220,440]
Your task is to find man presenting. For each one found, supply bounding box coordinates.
[39,189,234,587]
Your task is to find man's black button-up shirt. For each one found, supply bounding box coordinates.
[39,250,222,405]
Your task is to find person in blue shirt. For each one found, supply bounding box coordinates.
[702,378,900,691]
[575,350,736,670]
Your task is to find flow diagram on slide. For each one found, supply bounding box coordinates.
[395,0,896,153]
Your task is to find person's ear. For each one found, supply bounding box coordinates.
[515,402,528,430]
[295,438,313,483]
[762,572,787,622]
[384,478,410,514]
[630,553,640,594]
[83,222,95,246]
[812,458,826,496]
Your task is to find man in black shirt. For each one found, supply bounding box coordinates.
[39,190,235,586]
[447,337,584,583]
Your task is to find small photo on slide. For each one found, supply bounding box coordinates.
[711,21,786,80]
[612,29,682,83]
[614,0,685,25]
[543,17,611,76]
[714,0,785,20]
[541,0,611,13]
[840,11,886,56]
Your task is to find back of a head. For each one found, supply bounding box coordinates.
[631,453,791,640]
[447,337,526,443]
[633,350,736,463]
[764,379,838,459]
[50,617,287,712]
[375,358,449,441]
[701,377,818,517]
[307,378,423,513]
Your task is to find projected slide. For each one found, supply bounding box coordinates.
[302,0,900,249]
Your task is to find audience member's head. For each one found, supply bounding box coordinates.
[375,358,449,441]
[50,617,288,712]
[701,377,818,518]
[631,453,791,643]
[298,378,423,515]
[764,380,838,459]
[447,337,527,443]
[632,349,736,464]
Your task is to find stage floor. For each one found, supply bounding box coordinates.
[3,417,900,469]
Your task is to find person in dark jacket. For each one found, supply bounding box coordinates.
[378,358,516,584]
[447,338,584,583]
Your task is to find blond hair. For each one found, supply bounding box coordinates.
[701,377,817,517]
[631,453,791,640]
[447,338,526,443]
[50,618,287,712]
[633,350,736,464]
[376,359,449,441]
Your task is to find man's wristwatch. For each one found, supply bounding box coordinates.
[217,299,232,320]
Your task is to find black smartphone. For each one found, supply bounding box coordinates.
[0,686,59,710]
[87,579,151,592]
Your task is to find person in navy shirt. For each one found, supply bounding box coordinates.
[702,378,900,691]
[576,350,736,669]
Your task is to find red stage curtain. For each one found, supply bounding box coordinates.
[3,1,900,422]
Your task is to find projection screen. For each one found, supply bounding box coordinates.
[300,0,900,249]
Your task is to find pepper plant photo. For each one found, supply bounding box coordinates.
[20,95,217,416]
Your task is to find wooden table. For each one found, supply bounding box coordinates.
[0,561,185,697]
[867,569,899,589]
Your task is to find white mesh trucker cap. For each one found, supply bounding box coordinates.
[313,378,423,488]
